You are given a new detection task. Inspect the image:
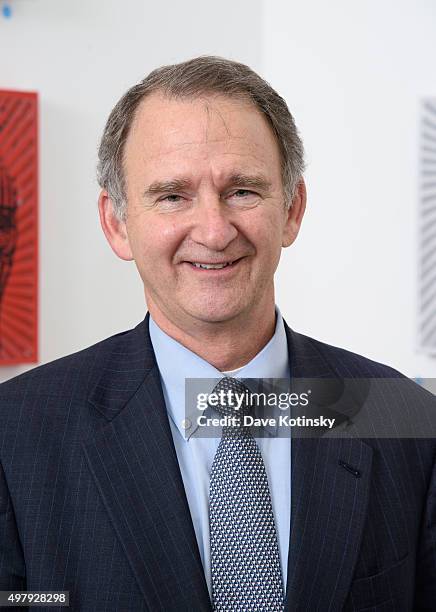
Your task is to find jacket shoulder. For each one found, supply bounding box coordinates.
[0,323,145,400]
[290,328,407,378]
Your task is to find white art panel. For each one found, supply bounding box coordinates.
[418,100,436,354]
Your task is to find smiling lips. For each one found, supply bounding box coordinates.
[184,258,243,270]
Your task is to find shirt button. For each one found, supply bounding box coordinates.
[181,418,191,430]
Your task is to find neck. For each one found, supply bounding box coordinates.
[147,301,277,372]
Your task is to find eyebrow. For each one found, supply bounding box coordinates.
[143,178,192,199]
[142,173,272,199]
[226,173,272,193]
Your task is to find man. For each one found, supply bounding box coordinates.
[0,56,435,611]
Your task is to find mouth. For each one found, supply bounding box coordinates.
[182,257,244,272]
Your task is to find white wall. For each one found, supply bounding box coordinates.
[263,0,436,377]
[0,0,434,381]
[0,0,262,382]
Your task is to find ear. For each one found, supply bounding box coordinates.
[98,190,133,261]
[282,179,307,248]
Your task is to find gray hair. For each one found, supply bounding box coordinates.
[97,56,305,220]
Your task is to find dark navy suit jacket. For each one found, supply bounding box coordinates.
[0,315,435,611]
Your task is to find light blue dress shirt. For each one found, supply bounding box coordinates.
[149,310,291,598]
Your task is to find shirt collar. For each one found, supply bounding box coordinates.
[149,308,290,439]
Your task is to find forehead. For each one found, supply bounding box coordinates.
[123,92,282,181]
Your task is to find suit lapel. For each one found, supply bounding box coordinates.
[83,317,211,611]
[284,325,373,611]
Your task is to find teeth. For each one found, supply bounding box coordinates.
[192,262,231,269]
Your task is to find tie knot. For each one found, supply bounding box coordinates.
[209,377,252,420]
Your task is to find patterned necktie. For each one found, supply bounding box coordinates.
[209,377,285,612]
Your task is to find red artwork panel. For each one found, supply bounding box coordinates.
[0,90,38,364]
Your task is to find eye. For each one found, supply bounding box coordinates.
[230,189,255,198]
[227,189,259,208]
[155,194,190,211]
[159,194,183,203]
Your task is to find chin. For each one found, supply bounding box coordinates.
[185,298,246,324]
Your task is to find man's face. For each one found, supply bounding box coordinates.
[103,93,304,329]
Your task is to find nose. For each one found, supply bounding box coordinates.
[189,196,238,252]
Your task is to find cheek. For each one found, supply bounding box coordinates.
[128,217,184,263]
[251,212,284,257]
